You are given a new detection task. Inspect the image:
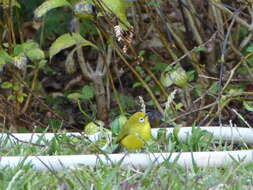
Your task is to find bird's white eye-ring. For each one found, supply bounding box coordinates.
[139,117,145,123]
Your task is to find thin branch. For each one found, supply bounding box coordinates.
[212,2,251,30]
[217,9,239,126]
[7,133,46,147]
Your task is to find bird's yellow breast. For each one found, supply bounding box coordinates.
[120,135,144,150]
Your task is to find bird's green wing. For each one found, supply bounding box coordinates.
[117,124,129,142]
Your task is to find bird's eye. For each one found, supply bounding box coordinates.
[139,117,145,123]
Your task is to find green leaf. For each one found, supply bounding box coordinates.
[0,50,12,63]
[34,0,71,18]
[1,0,20,8]
[67,93,83,99]
[49,33,97,59]
[110,115,127,135]
[136,65,144,73]
[209,82,218,95]
[49,33,77,59]
[194,46,207,53]
[7,95,15,101]
[161,65,188,87]
[152,62,167,72]
[132,82,142,88]
[175,103,183,111]
[81,85,94,100]
[26,48,45,62]
[173,125,181,143]
[157,128,167,140]
[17,93,27,103]
[118,93,136,109]
[84,120,104,134]
[186,70,195,82]
[22,41,39,50]
[13,45,24,56]
[1,81,13,89]
[13,41,39,56]
[171,66,188,87]
[13,83,20,91]
[0,57,6,67]
[239,27,248,38]
[243,101,253,112]
[160,72,173,87]
[138,50,146,57]
[17,126,30,133]
[145,75,151,82]
[38,60,48,69]
[246,44,253,53]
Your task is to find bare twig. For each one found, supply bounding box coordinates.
[217,9,240,126]
[7,133,46,147]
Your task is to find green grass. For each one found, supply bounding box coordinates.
[0,127,252,190]
[1,160,253,189]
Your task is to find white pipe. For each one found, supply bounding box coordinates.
[1,132,110,147]
[1,150,253,171]
[2,132,99,143]
[2,126,253,145]
[1,126,253,170]
[152,127,253,144]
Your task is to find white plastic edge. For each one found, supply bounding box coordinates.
[2,126,253,144]
[1,150,253,171]
[1,126,253,170]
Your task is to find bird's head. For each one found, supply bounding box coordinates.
[129,112,149,126]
